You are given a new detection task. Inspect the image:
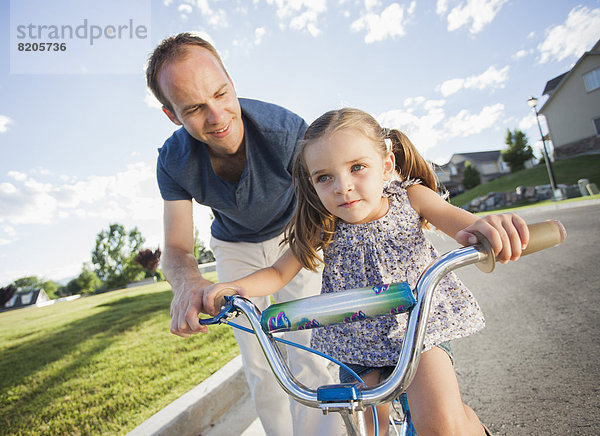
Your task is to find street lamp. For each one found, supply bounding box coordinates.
[527,96,559,198]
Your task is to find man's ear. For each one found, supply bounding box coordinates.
[162,106,182,126]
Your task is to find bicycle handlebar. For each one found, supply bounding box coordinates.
[199,220,566,410]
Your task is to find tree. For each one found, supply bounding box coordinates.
[91,223,146,290]
[462,161,481,190]
[502,129,534,173]
[135,248,162,278]
[0,284,17,307]
[13,276,40,292]
[194,228,215,264]
[76,263,102,294]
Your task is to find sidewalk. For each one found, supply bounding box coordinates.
[126,355,263,436]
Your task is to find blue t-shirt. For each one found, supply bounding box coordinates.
[157,98,308,243]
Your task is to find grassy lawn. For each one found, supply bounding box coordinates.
[0,272,239,436]
[450,154,600,207]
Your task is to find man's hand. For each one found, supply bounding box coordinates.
[169,278,212,337]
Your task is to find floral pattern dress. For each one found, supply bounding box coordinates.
[310,180,485,367]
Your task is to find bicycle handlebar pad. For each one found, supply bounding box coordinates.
[476,219,566,272]
[260,282,416,333]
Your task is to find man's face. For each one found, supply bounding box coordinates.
[158,46,244,156]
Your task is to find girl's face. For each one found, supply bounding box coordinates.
[304,129,395,224]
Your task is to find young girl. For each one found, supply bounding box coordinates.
[204,108,528,436]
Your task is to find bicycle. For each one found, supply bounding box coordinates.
[200,220,566,436]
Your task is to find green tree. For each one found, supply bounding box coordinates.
[502,129,534,173]
[76,263,102,294]
[194,228,215,264]
[13,276,40,292]
[462,161,481,190]
[0,284,17,306]
[91,223,146,290]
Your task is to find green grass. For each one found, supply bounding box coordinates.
[0,273,238,436]
[450,154,600,207]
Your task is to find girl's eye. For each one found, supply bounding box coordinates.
[316,175,330,183]
[351,164,365,172]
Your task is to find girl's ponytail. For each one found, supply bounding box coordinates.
[383,128,438,192]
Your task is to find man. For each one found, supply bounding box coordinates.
[146,33,342,435]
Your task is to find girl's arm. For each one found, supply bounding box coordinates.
[407,184,529,263]
[203,248,303,315]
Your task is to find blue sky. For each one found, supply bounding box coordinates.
[1,0,599,285]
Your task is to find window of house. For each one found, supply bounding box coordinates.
[594,117,600,135]
[583,68,600,92]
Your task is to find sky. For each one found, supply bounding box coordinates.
[1,0,599,286]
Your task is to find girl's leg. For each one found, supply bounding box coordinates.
[406,347,485,436]
[361,371,390,436]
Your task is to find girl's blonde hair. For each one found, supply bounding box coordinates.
[284,108,439,271]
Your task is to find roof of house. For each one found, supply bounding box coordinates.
[2,289,47,310]
[450,150,502,163]
[539,38,600,113]
[542,71,569,96]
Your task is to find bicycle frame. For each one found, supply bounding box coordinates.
[200,220,565,435]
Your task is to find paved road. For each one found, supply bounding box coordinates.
[428,203,600,435]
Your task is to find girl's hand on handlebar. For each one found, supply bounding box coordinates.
[203,282,248,316]
[455,213,530,263]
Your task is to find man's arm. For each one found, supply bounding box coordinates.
[162,199,214,336]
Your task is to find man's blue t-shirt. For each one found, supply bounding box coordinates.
[156,98,308,243]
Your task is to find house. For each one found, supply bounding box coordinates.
[1,288,51,311]
[435,150,515,196]
[538,39,600,159]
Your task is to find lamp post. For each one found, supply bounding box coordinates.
[527,96,559,197]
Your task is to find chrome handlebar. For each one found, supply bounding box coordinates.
[202,220,565,409]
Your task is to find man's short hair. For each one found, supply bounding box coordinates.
[146,32,227,112]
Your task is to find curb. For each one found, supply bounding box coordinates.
[127,355,250,436]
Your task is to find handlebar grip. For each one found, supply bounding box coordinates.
[522,220,566,256]
[476,219,566,273]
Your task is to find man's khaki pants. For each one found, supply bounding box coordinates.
[211,235,344,436]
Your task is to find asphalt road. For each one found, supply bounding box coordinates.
[427,202,600,435]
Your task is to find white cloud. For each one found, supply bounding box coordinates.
[512,49,531,60]
[437,65,509,97]
[178,3,193,20]
[0,115,13,133]
[376,100,505,155]
[443,103,504,138]
[376,98,447,155]
[266,0,327,37]
[254,27,267,45]
[168,0,228,27]
[0,225,17,246]
[351,2,416,43]
[436,0,449,15]
[518,112,537,131]
[537,6,600,64]
[0,162,161,227]
[8,171,27,182]
[438,0,508,34]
